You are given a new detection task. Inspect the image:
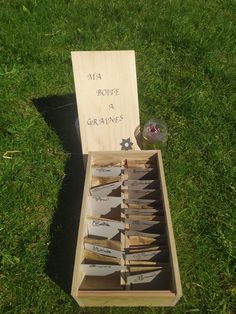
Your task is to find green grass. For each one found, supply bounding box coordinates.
[0,0,235,313]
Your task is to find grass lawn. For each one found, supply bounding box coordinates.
[0,0,235,313]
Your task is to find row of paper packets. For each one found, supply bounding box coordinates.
[79,162,171,291]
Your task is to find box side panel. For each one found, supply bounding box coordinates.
[157,151,182,298]
[71,153,93,299]
[76,294,177,307]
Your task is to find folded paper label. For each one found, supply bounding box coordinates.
[90,181,122,197]
[126,230,162,238]
[92,167,122,177]
[126,250,162,261]
[124,180,159,189]
[125,168,157,180]
[85,243,123,258]
[125,199,161,207]
[126,269,162,284]
[87,218,124,239]
[124,208,159,215]
[81,264,125,276]
[88,196,122,216]
[126,219,160,226]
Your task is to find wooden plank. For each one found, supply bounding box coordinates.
[71,153,93,299]
[71,51,140,155]
[157,151,182,302]
[76,291,177,307]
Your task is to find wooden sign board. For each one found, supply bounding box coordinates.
[71,51,140,155]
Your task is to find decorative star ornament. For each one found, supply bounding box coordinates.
[120,137,133,150]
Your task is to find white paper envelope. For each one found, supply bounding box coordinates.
[92,167,122,177]
[126,219,161,227]
[90,181,122,197]
[126,269,162,284]
[81,264,126,276]
[124,208,160,215]
[125,230,162,238]
[127,219,165,233]
[87,217,125,239]
[124,189,160,200]
[125,219,162,227]
[126,246,164,253]
[88,196,122,216]
[126,250,163,261]
[85,243,123,258]
[124,180,159,189]
[125,198,162,208]
[124,168,157,180]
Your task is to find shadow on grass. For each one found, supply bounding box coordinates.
[32,94,85,294]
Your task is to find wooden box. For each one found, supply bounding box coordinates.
[71,50,181,307]
[71,150,182,307]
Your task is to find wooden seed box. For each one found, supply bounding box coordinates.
[71,150,182,307]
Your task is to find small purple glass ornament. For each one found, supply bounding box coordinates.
[142,118,168,149]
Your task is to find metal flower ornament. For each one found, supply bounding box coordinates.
[120,137,133,150]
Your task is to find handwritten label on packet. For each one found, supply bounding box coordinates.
[87,218,124,239]
[81,264,126,276]
[126,269,162,284]
[85,243,122,258]
[88,196,122,216]
[126,250,163,261]
[90,181,122,197]
[92,167,122,177]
